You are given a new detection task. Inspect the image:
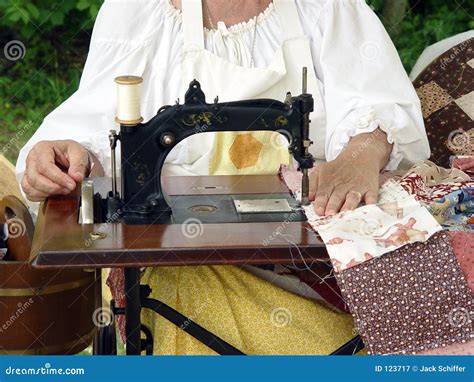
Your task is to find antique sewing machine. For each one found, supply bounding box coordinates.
[80,69,314,226]
[28,68,363,356]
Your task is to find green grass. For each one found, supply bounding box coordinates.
[0,66,82,163]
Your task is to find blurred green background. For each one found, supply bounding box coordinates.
[1,0,473,165]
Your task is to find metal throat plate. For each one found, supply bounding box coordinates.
[168,193,305,224]
[234,198,293,214]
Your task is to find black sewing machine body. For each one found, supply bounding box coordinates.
[88,80,314,225]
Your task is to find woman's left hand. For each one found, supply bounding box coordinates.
[309,129,393,216]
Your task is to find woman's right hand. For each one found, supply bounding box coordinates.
[21,140,93,202]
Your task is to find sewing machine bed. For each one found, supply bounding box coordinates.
[31,175,328,269]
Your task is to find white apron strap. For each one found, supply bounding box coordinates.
[182,0,205,51]
[273,0,305,40]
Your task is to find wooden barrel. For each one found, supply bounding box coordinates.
[0,196,96,354]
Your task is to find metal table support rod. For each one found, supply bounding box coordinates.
[330,335,364,355]
[141,295,244,355]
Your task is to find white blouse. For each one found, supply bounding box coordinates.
[16,0,430,183]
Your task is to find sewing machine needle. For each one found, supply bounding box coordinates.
[301,169,310,206]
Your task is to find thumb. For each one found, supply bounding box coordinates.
[67,144,90,182]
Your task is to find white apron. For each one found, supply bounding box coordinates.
[165,0,326,176]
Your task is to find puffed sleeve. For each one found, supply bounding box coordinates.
[15,0,167,184]
[319,0,430,170]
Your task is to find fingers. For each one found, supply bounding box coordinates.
[21,177,50,202]
[341,190,363,212]
[325,190,348,216]
[25,172,71,196]
[309,156,381,216]
[66,142,90,182]
[315,187,368,216]
[22,141,81,202]
[313,186,332,216]
[364,189,379,205]
[314,186,379,216]
[35,152,76,191]
[341,190,362,211]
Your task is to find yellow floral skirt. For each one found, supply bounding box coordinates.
[141,265,361,355]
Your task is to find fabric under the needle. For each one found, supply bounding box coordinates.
[280,162,474,355]
[280,166,442,273]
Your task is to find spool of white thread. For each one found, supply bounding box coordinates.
[115,76,144,125]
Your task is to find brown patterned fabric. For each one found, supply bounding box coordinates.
[416,81,453,119]
[413,38,474,167]
[336,231,474,355]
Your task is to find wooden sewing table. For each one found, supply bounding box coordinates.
[30,175,361,355]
